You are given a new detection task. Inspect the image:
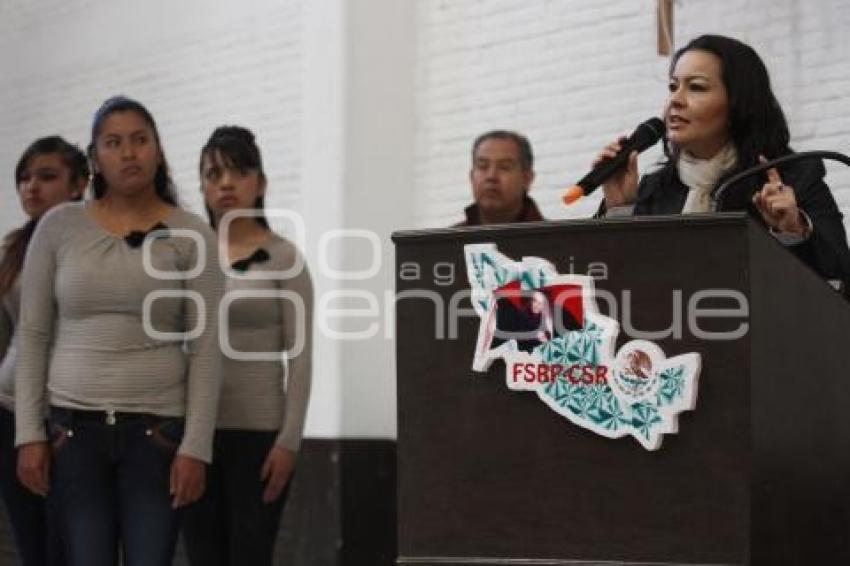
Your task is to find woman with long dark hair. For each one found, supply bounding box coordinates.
[597,34,850,285]
[1,136,87,566]
[14,96,223,566]
[182,125,313,566]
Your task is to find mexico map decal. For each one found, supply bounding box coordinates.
[465,243,701,450]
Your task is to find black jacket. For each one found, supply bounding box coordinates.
[631,158,850,286]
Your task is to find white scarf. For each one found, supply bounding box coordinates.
[678,144,737,213]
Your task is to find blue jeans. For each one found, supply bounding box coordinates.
[0,407,65,566]
[181,430,291,566]
[48,407,184,566]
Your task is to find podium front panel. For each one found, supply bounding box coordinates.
[395,216,753,565]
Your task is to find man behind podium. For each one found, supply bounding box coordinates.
[457,130,544,226]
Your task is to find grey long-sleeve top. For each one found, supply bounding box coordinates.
[0,255,19,411]
[14,202,223,462]
[218,234,313,452]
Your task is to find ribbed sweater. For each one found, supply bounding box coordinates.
[14,202,223,462]
[217,234,313,452]
[0,259,18,411]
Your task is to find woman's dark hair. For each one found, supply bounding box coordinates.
[662,35,792,208]
[88,95,178,205]
[1,136,89,296]
[199,125,269,229]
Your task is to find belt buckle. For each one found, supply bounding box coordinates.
[105,409,117,426]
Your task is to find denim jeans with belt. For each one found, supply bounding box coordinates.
[47,407,184,566]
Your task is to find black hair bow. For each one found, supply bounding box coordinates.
[124,223,169,248]
[231,248,271,272]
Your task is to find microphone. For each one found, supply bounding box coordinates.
[563,117,665,205]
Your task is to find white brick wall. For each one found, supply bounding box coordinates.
[414,0,850,226]
[0,0,302,229]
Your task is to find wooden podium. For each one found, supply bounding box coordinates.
[392,213,850,565]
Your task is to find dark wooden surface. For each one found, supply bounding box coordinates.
[393,214,850,565]
[748,222,850,563]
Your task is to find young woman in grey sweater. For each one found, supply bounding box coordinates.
[182,125,313,566]
[1,136,87,566]
[14,97,223,566]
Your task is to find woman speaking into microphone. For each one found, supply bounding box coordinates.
[595,34,850,286]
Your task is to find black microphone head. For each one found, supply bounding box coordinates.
[564,117,666,204]
[631,117,665,152]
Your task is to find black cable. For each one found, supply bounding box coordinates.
[711,150,850,210]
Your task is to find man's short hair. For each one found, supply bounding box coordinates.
[471,130,534,171]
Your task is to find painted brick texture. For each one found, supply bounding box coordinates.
[0,0,302,234]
